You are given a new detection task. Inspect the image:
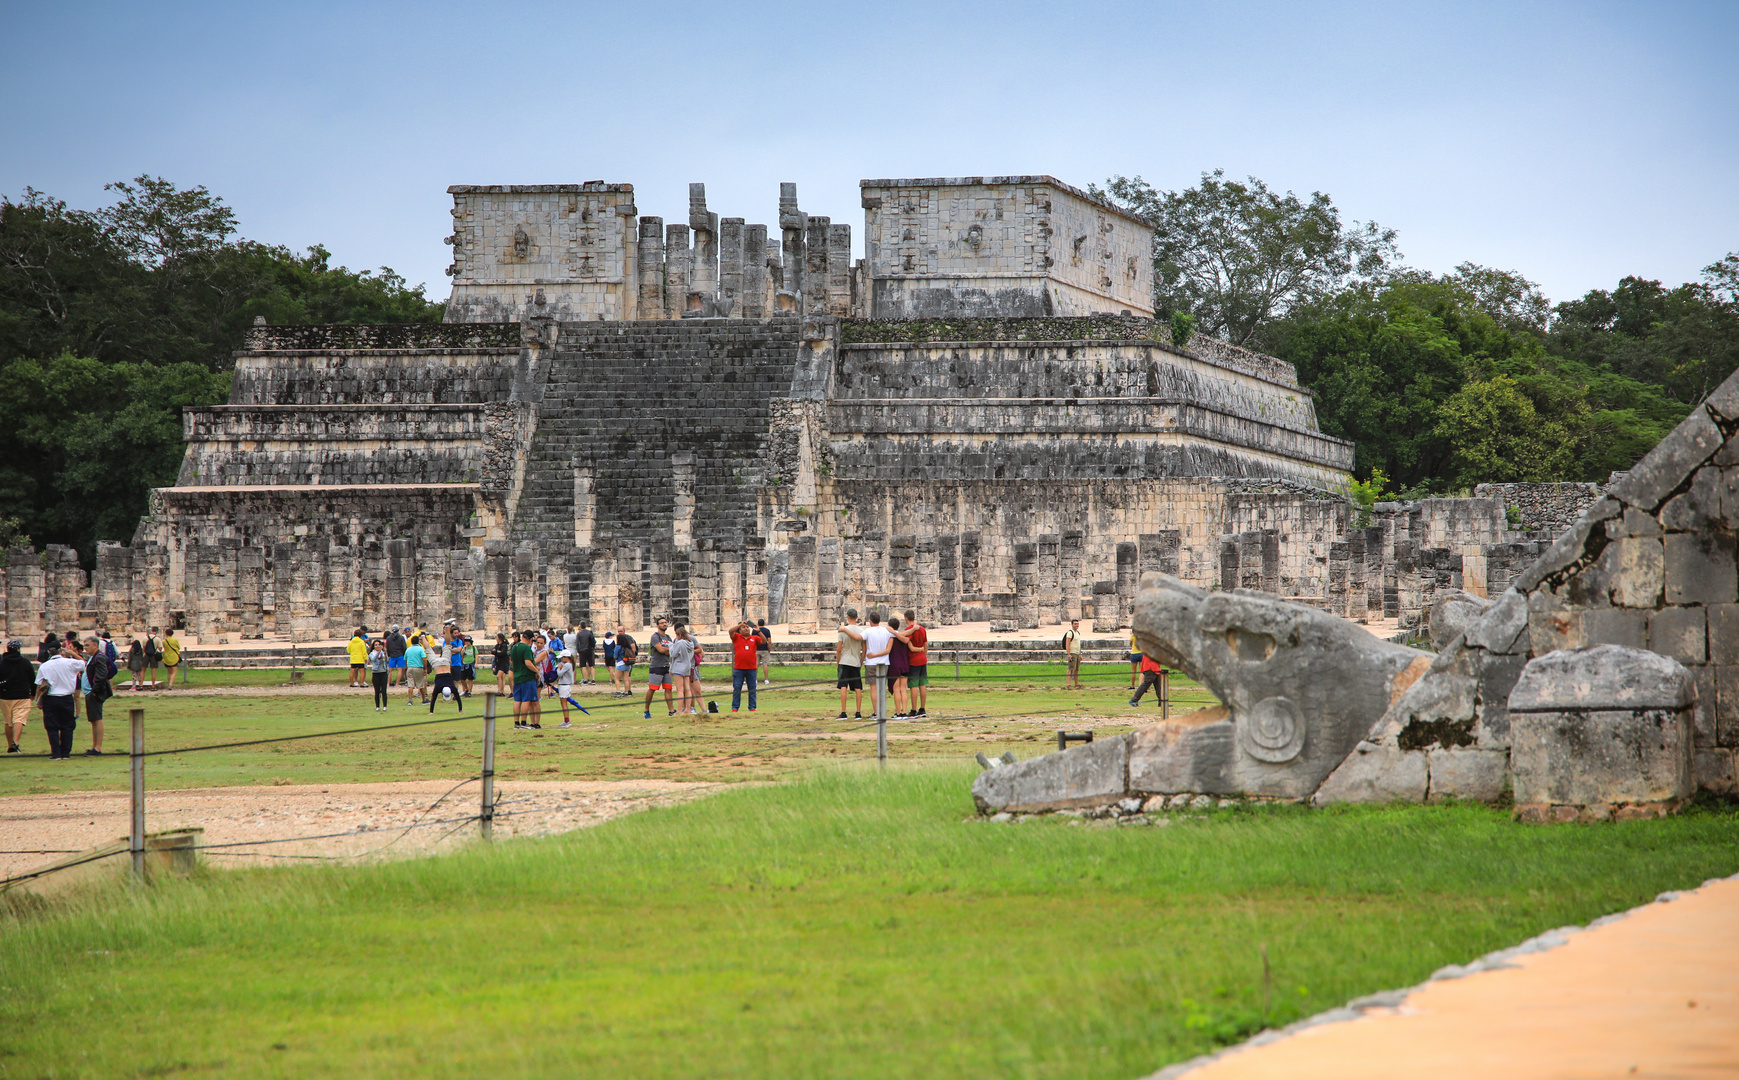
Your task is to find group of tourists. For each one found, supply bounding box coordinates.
[346,623,478,713]
[1,626,165,758]
[835,607,930,719]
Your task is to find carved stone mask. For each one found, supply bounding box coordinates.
[513,226,530,258]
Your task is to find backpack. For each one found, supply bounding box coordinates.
[144,636,161,662]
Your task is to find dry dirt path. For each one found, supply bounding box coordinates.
[1153,873,1739,1080]
[0,779,721,880]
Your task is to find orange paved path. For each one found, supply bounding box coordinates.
[1167,876,1739,1079]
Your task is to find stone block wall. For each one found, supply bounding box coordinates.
[859,176,1153,317]
[1474,482,1604,534]
[444,183,640,323]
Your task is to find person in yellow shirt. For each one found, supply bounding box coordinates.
[1128,630,1142,690]
[161,631,182,690]
[346,628,370,687]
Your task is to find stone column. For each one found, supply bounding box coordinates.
[1328,540,1351,616]
[286,543,325,644]
[1091,580,1117,629]
[688,539,718,633]
[671,453,695,551]
[1036,533,1061,625]
[1391,540,1417,621]
[543,546,568,629]
[989,592,1017,633]
[449,550,478,631]
[718,217,745,316]
[1014,542,1039,629]
[512,542,541,629]
[819,537,842,626]
[360,542,387,631]
[746,539,768,624]
[584,543,615,631]
[804,217,831,316]
[1342,533,1366,616]
[637,216,666,319]
[664,223,692,318]
[741,224,768,319]
[237,545,265,638]
[564,547,590,631]
[764,237,784,316]
[1261,529,1280,595]
[385,539,416,625]
[1363,526,1385,615]
[860,530,888,613]
[326,545,360,635]
[482,543,512,633]
[717,540,743,627]
[888,534,914,615]
[187,544,218,640]
[614,540,643,630]
[1239,532,1265,591]
[141,544,169,632]
[1060,529,1085,622]
[842,535,865,616]
[45,545,83,634]
[1115,542,1138,630]
[1219,536,1240,592]
[936,533,960,626]
[786,535,818,633]
[959,531,982,606]
[827,223,852,317]
[686,184,718,317]
[912,537,937,623]
[96,543,133,633]
[778,183,805,313]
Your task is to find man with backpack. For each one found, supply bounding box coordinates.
[613,625,638,698]
[755,619,773,687]
[144,628,162,689]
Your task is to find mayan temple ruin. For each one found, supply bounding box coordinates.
[7,175,1605,648]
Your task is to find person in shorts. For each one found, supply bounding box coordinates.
[613,626,637,698]
[835,608,864,719]
[575,622,597,685]
[902,609,929,718]
[885,616,911,718]
[386,625,408,686]
[2,640,35,753]
[755,619,773,686]
[492,632,511,695]
[510,629,543,729]
[347,628,370,688]
[403,634,428,705]
[161,630,182,690]
[143,628,162,688]
[643,617,674,719]
[667,625,698,716]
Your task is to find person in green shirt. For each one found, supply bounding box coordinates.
[510,629,544,730]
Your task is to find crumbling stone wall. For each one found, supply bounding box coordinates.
[1474,481,1604,535]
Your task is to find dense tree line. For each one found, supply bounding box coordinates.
[1101,172,1739,497]
[0,178,444,559]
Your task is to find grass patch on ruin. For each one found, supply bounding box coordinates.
[0,665,1216,795]
[3,767,1736,1079]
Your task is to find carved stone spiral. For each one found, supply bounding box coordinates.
[1239,696,1305,763]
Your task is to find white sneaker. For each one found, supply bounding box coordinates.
[558,720,572,729]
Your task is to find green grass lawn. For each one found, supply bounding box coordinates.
[3,768,1736,1079]
[0,664,1212,795]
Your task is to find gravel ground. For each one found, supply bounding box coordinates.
[0,779,722,880]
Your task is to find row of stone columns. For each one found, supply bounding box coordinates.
[632,184,853,320]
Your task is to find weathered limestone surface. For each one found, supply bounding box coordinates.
[1509,645,1695,815]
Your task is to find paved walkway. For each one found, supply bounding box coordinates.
[1154,874,1739,1080]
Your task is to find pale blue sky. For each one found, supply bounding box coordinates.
[3,0,1734,307]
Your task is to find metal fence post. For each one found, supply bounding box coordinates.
[480,692,497,841]
[129,708,145,881]
[873,665,887,765]
[1161,669,1170,721]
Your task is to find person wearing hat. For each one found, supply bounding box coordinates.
[1,640,35,753]
[385,625,408,686]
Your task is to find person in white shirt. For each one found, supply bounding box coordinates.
[840,611,894,716]
[34,648,86,760]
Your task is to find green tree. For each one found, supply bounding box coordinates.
[0,178,444,557]
[1096,170,1399,347]
[1432,375,1576,488]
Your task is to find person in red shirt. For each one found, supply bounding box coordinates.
[1130,651,1168,709]
[729,620,759,712]
[901,608,930,718]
